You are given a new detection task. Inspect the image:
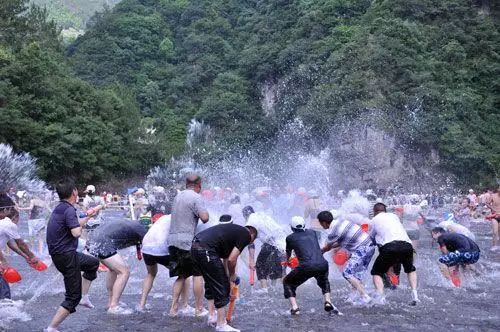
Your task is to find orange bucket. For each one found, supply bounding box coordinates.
[2,267,22,283]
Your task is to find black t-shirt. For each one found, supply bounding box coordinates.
[437,233,480,253]
[47,201,80,255]
[194,224,251,258]
[286,229,328,269]
[87,220,147,254]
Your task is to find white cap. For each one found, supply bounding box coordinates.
[85,185,96,193]
[290,216,305,230]
[136,188,145,195]
[468,189,474,193]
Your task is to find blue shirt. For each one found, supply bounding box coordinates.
[46,201,80,255]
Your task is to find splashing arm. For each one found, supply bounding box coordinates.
[0,250,7,270]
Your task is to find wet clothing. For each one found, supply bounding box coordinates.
[168,189,208,251]
[51,251,99,313]
[46,201,79,255]
[0,274,11,299]
[286,229,328,269]
[87,220,147,259]
[191,224,252,308]
[439,251,480,266]
[142,215,171,256]
[370,212,412,246]
[0,217,21,249]
[437,233,480,253]
[168,246,201,278]
[326,219,373,252]
[143,253,171,268]
[256,243,284,280]
[371,241,416,277]
[343,245,375,281]
[283,229,330,298]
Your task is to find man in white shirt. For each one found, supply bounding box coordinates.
[369,203,419,305]
[0,194,40,299]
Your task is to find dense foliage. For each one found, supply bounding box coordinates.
[68,0,499,186]
[1,0,499,186]
[0,0,167,183]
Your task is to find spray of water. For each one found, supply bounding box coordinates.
[0,144,45,193]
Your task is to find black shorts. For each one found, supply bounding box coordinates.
[256,243,285,280]
[371,241,416,277]
[168,246,201,278]
[51,251,99,313]
[143,253,171,268]
[283,265,330,299]
[191,247,230,309]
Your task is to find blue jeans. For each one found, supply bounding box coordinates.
[0,275,11,299]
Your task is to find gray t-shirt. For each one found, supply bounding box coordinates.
[168,189,208,250]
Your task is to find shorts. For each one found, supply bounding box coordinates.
[143,253,171,268]
[256,243,285,280]
[51,251,99,313]
[371,241,416,277]
[283,264,330,299]
[439,251,480,266]
[343,245,375,281]
[191,247,230,308]
[168,246,201,278]
[28,218,46,236]
[86,243,117,260]
[406,229,420,241]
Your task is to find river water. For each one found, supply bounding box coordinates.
[2,210,499,331]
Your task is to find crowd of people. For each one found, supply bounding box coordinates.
[0,178,499,332]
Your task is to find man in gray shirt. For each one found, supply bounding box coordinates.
[168,174,209,317]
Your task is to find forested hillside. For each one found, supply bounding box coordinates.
[1,0,499,186]
[0,0,159,183]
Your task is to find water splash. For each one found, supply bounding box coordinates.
[0,143,45,193]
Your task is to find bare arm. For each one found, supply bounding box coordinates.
[248,244,256,269]
[227,247,241,280]
[8,239,36,260]
[199,211,209,223]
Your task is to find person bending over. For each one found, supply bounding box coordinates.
[191,222,257,332]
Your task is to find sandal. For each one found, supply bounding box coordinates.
[324,301,334,312]
[290,307,300,315]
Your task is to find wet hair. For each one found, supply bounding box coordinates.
[242,205,255,218]
[0,193,15,217]
[186,174,201,187]
[317,210,333,224]
[56,179,77,200]
[245,225,258,240]
[373,202,387,214]
[219,214,232,223]
[431,227,446,234]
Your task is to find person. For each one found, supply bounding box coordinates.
[138,212,191,316]
[0,193,40,300]
[191,222,257,332]
[168,174,210,317]
[318,211,375,305]
[133,188,149,219]
[282,216,340,316]
[431,227,480,284]
[82,185,105,229]
[369,203,419,305]
[438,219,475,241]
[244,206,287,293]
[467,189,478,209]
[45,179,100,332]
[486,187,500,250]
[26,193,51,255]
[227,196,245,226]
[86,219,147,314]
[303,190,325,242]
[454,197,472,228]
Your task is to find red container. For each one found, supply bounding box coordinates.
[333,250,349,266]
[31,261,48,271]
[2,267,22,283]
[361,223,369,232]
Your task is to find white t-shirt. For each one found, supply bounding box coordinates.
[0,217,21,249]
[438,221,475,241]
[142,215,171,256]
[371,212,411,246]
